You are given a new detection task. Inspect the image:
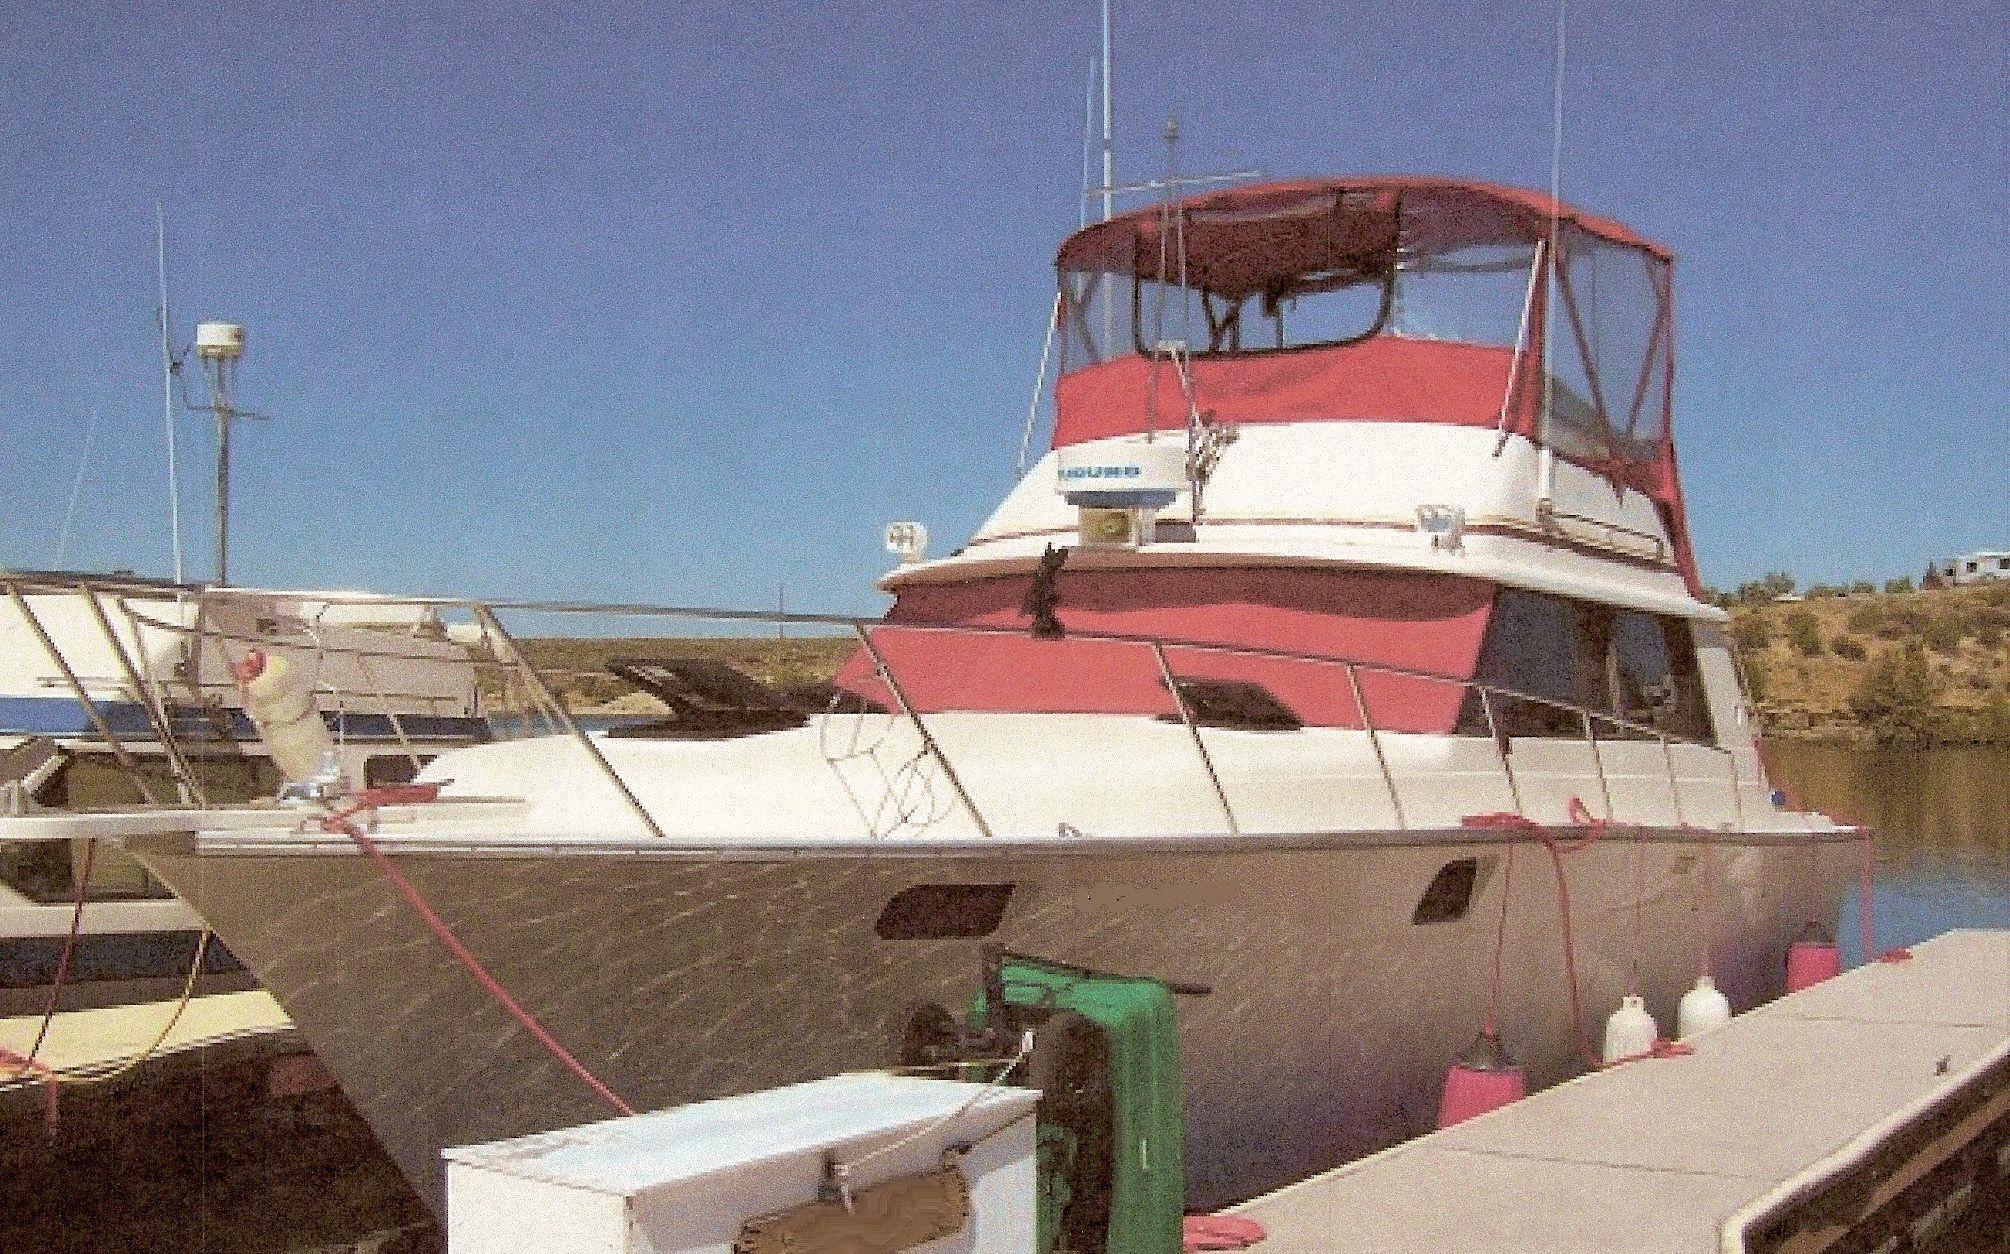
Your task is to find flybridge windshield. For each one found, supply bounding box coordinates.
[1059,186,1548,363]
[1055,178,1672,463]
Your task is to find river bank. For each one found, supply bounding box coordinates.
[1731,583,2010,746]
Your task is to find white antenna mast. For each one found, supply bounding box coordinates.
[1015,54,1100,475]
[1538,0,1566,515]
[1100,0,1114,223]
[156,202,184,583]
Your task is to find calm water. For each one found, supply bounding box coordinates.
[1766,743,2010,963]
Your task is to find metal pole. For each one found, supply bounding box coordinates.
[472,604,663,839]
[1151,641,1237,836]
[1660,734,1686,828]
[1580,709,1614,820]
[82,590,206,804]
[214,385,230,585]
[1344,663,1406,829]
[157,202,183,583]
[5,581,161,805]
[1100,0,1114,223]
[850,624,995,839]
[1479,687,1523,814]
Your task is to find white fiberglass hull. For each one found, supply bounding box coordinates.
[133,827,1857,1212]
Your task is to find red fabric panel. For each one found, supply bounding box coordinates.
[1051,337,1515,448]
[1056,176,1668,273]
[836,568,1493,733]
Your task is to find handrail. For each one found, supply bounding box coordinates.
[1151,640,1239,836]
[3,569,1757,839]
[4,580,163,805]
[850,624,995,840]
[0,569,1726,745]
[472,604,663,840]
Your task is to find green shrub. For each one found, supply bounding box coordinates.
[1884,576,1914,594]
[1923,617,1964,656]
[1731,612,1772,653]
[1845,601,1886,633]
[1849,645,1941,743]
[1831,633,1867,660]
[1785,609,1824,657]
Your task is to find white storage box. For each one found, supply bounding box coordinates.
[444,1072,1041,1253]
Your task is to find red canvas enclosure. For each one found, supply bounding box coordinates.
[1048,177,1702,595]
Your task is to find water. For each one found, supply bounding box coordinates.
[1766,743,2010,964]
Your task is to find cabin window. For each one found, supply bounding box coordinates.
[1462,590,1713,744]
[1158,678,1304,732]
[364,755,427,787]
[0,840,175,905]
[1389,243,1536,347]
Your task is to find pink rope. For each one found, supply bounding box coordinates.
[321,787,636,1118]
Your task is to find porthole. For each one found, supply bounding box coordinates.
[1412,859,1479,925]
[875,884,1015,941]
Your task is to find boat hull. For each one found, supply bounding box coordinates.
[132,830,1858,1211]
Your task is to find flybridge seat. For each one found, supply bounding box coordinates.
[1049,176,1702,596]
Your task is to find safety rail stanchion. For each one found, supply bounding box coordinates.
[850,623,996,840]
[80,589,205,805]
[5,581,163,806]
[1344,661,1406,829]
[471,603,664,840]
[1660,734,1686,828]
[1478,687,1524,815]
[1579,709,1615,820]
[1150,641,1239,837]
[1724,747,1746,833]
[95,592,207,806]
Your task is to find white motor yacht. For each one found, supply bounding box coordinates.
[0,178,1857,1213]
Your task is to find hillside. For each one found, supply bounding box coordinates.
[1730,583,2010,744]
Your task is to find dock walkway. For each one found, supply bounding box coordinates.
[1,989,295,1117]
[1234,929,2008,1252]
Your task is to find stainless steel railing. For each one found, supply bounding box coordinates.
[0,568,1754,841]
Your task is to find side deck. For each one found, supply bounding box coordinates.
[1233,929,2008,1252]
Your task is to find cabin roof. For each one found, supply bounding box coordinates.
[1056,176,1669,296]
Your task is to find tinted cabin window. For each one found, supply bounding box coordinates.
[1466,592,1605,737]
[1610,613,1712,742]
[1464,591,1715,744]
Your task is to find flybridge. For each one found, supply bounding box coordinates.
[1044,175,1703,595]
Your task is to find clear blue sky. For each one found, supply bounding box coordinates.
[2,1,2002,613]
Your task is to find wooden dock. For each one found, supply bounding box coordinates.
[1,989,297,1118]
[1233,929,2008,1252]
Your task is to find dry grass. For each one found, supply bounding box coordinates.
[1732,583,2010,742]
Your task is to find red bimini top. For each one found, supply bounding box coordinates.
[1048,175,1700,595]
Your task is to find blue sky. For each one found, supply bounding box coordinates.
[1,1,2002,613]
